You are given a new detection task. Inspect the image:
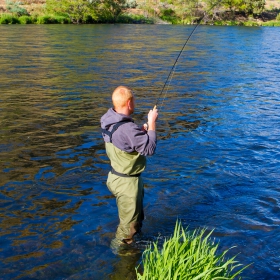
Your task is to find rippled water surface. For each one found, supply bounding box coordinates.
[0,25,280,279]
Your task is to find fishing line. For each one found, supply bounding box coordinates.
[155,0,222,111]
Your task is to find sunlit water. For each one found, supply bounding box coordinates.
[0,25,280,279]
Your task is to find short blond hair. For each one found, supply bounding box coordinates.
[112,86,133,109]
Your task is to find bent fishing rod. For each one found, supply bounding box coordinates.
[153,0,222,111]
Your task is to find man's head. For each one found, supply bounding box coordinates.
[112,86,135,115]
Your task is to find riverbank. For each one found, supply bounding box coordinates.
[0,13,155,24]
[1,12,279,26]
[0,0,280,26]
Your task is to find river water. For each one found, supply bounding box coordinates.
[0,25,279,279]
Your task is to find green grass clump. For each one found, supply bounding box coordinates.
[35,15,57,24]
[34,15,69,24]
[213,20,225,25]
[117,14,154,24]
[225,20,240,26]
[213,20,239,26]
[116,14,138,23]
[18,15,33,24]
[136,222,248,280]
[243,20,260,26]
[0,14,20,24]
[262,20,280,26]
[53,15,70,24]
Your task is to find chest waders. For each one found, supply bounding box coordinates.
[102,120,146,177]
[102,120,145,242]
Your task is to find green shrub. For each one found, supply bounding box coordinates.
[161,8,175,17]
[116,14,154,24]
[179,16,200,25]
[36,15,58,24]
[0,14,20,24]
[54,15,70,24]
[116,14,134,23]
[18,15,33,24]
[31,15,38,22]
[180,18,192,24]
[276,13,280,21]
[28,14,70,24]
[126,0,137,8]
[37,15,71,24]
[225,20,239,26]
[161,15,178,24]
[46,0,98,24]
[159,9,178,24]
[36,15,50,24]
[6,0,29,16]
[213,20,224,25]
[136,222,249,280]
[83,15,96,24]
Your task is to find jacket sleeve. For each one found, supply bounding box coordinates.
[125,124,157,156]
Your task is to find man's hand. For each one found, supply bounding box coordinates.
[147,107,158,131]
[142,123,149,131]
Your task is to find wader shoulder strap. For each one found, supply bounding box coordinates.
[102,120,133,143]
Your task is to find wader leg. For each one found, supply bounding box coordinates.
[107,173,144,241]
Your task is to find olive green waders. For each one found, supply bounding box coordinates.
[107,172,144,240]
[105,143,146,241]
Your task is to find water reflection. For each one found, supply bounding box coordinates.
[109,254,141,280]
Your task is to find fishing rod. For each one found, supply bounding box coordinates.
[153,0,222,111]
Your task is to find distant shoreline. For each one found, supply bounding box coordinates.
[0,1,280,26]
[0,15,280,26]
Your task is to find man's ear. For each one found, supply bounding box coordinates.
[127,99,132,109]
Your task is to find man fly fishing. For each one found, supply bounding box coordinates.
[100,86,158,252]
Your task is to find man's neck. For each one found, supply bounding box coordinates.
[114,107,130,116]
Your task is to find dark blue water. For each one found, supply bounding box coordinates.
[0,25,279,279]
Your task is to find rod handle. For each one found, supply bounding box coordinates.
[153,105,157,110]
